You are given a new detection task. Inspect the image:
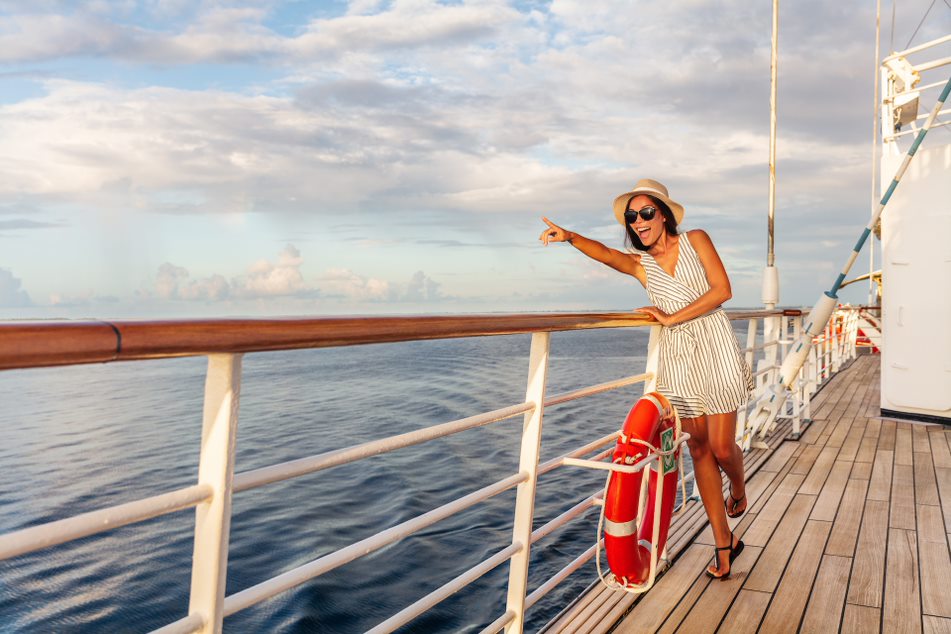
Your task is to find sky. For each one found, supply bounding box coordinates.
[0,0,948,319]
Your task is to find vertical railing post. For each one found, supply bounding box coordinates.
[643,325,662,394]
[504,332,551,634]
[738,318,758,446]
[761,315,779,393]
[188,353,243,634]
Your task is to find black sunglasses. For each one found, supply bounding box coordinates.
[624,206,657,223]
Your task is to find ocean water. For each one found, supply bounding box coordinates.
[0,327,686,633]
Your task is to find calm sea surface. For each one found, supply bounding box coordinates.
[0,325,746,632]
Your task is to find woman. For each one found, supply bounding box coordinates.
[539,178,753,579]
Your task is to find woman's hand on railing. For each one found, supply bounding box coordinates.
[635,306,673,327]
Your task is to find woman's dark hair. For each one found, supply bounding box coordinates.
[623,195,679,251]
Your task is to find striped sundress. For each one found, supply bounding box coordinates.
[641,231,754,418]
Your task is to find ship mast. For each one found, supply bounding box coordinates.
[868,0,882,306]
[762,0,780,310]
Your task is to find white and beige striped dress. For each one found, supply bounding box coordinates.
[641,231,753,418]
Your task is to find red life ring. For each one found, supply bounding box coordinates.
[603,392,680,586]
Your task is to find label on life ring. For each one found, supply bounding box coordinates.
[660,427,676,475]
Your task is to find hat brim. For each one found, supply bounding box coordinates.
[613,190,684,227]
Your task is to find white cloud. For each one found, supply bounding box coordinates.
[320,268,444,302]
[144,244,447,307]
[0,268,32,307]
[155,262,231,301]
[234,244,306,298]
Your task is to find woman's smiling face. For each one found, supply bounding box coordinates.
[627,194,665,248]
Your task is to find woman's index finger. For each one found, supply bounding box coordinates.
[541,216,556,228]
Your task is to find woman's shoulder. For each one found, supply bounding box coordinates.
[684,228,710,240]
[684,229,715,248]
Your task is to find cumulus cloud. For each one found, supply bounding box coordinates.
[147,244,445,306]
[320,268,443,303]
[155,262,230,301]
[0,268,32,307]
[48,290,118,307]
[233,244,306,298]
[152,244,310,302]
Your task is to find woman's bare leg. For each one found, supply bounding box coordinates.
[707,410,746,515]
[681,415,736,574]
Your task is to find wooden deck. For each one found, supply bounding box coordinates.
[545,354,951,633]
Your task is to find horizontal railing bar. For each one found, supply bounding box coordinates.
[366,542,523,634]
[525,543,598,610]
[480,611,516,634]
[752,364,779,378]
[913,56,951,73]
[892,78,951,98]
[544,373,652,407]
[530,495,600,546]
[538,432,618,477]
[741,341,780,353]
[0,310,785,370]
[222,472,528,617]
[150,614,204,634]
[0,484,211,561]
[884,33,951,61]
[233,402,533,493]
[885,118,950,139]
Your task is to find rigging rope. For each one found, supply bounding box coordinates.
[904,0,938,50]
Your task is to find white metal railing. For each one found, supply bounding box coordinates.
[0,308,863,633]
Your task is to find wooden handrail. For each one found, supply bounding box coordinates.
[0,310,787,371]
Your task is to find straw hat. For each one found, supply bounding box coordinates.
[612,179,684,227]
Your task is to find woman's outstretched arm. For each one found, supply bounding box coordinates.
[539,217,645,285]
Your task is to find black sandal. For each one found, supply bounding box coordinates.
[705,532,744,580]
[725,486,747,519]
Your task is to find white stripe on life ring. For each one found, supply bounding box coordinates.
[603,517,638,537]
[642,393,666,417]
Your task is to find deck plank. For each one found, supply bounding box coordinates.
[811,460,853,521]
[867,449,894,501]
[800,446,840,495]
[672,545,763,633]
[883,528,921,634]
[890,464,917,530]
[918,505,951,619]
[799,554,852,633]
[838,421,867,462]
[742,473,806,547]
[842,604,881,634]
[743,494,816,593]
[846,498,889,607]
[879,420,897,451]
[913,424,932,454]
[936,468,951,535]
[916,455,940,507]
[924,616,951,634]
[896,424,915,466]
[855,433,878,464]
[608,545,711,634]
[930,429,951,469]
[716,589,770,634]
[757,520,832,632]
[791,445,823,476]
[759,441,798,472]
[851,461,873,480]
[825,477,870,557]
